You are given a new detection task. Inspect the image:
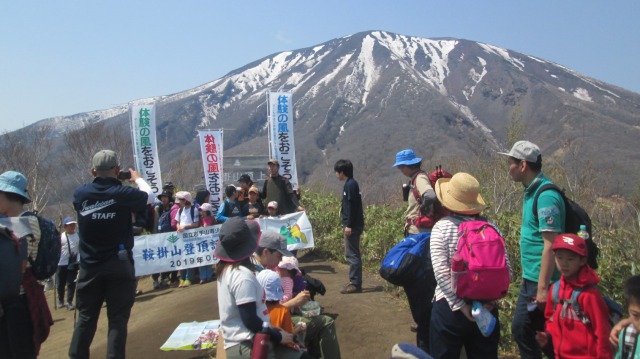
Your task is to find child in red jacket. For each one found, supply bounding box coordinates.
[536,233,613,358]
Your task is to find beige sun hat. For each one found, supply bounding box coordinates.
[434,172,486,215]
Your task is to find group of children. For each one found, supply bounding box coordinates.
[217,183,280,222]
[150,180,284,290]
[534,232,639,358]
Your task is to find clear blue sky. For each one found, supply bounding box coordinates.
[1,1,638,132]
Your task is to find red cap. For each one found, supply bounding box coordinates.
[552,233,587,257]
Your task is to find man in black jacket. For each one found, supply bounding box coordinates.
[334,159,364,294]
[69,150,153,359]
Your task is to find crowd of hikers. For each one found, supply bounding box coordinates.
[0,143,639,359]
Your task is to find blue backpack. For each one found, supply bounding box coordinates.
[551,281,624,327]
[22,212,61,280]
[157,208,173,233]
[379,232,432,286]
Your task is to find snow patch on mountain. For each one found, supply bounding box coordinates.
[342,35,380,105]
[573,87,593,102]
[478,43,524,71]
[551,63,620,99]
[463,57,487,100]
[372,31,457,95]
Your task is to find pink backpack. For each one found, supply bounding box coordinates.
[452,219,510,300]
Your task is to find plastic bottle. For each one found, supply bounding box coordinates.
[577,225,589,240]
[250,321,270,359]
[471,301,496,337]
[451,253,466,293]
[117,244,128,261]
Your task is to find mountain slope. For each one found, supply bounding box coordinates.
[23,30,640,197]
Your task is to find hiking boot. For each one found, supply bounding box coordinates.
[340,283,362,294]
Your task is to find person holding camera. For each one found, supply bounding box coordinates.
[56,216,80,310]
[68,150,153,359]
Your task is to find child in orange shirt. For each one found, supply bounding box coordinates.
[256,269,307,353]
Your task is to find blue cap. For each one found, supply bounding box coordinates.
[392,149,422,167]
[0,171,31,203]
[63,217,77,225]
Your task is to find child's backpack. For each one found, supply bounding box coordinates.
[379,232,433,286]
[533,184,599,269]
[410,166,452,229]
[178,206,196,223]
[22,212,61,280]
[157,207,173,233]
[0,223,27,301]
[451,218,510,300]
[550,282,624,327]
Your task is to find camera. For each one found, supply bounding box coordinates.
[117,170,132,180]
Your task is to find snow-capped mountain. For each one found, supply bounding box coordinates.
[24,31,640,195]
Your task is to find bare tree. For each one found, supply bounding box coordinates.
[0,124,57,213]
[62,121,133,185]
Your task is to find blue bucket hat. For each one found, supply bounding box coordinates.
[392,149,422,167]
[0,171,31,203]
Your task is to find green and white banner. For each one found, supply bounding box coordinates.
[130,103,162,195]
[268,92,299,189]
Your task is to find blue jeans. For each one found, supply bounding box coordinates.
[180,268,194,282]
[199,265,213,281]
[511,279,555,359]
[429,298,500,359]
[343,228,362,287]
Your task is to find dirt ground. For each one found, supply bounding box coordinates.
[39,252,417,359]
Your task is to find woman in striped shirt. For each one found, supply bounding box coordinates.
[428,172,512,359]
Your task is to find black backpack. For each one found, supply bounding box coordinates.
[533,184,599,269]
[178,206,196,223]
[0,223,26,301]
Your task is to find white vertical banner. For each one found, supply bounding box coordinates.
[198,130,223,214]
[130,103,162,195]
[268,92,299,189]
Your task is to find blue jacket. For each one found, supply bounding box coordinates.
[73,177,149,265]
[216,199,242,223]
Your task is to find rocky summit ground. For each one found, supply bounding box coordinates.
[40,252,416,359]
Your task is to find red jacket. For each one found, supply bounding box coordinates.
[544,265,613,359]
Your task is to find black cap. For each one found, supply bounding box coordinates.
[214,217,259,262]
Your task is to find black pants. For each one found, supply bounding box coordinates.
[69,256,136,359]
[403,265,436,353]
[151,271,177,282]
[57,264,79,304]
